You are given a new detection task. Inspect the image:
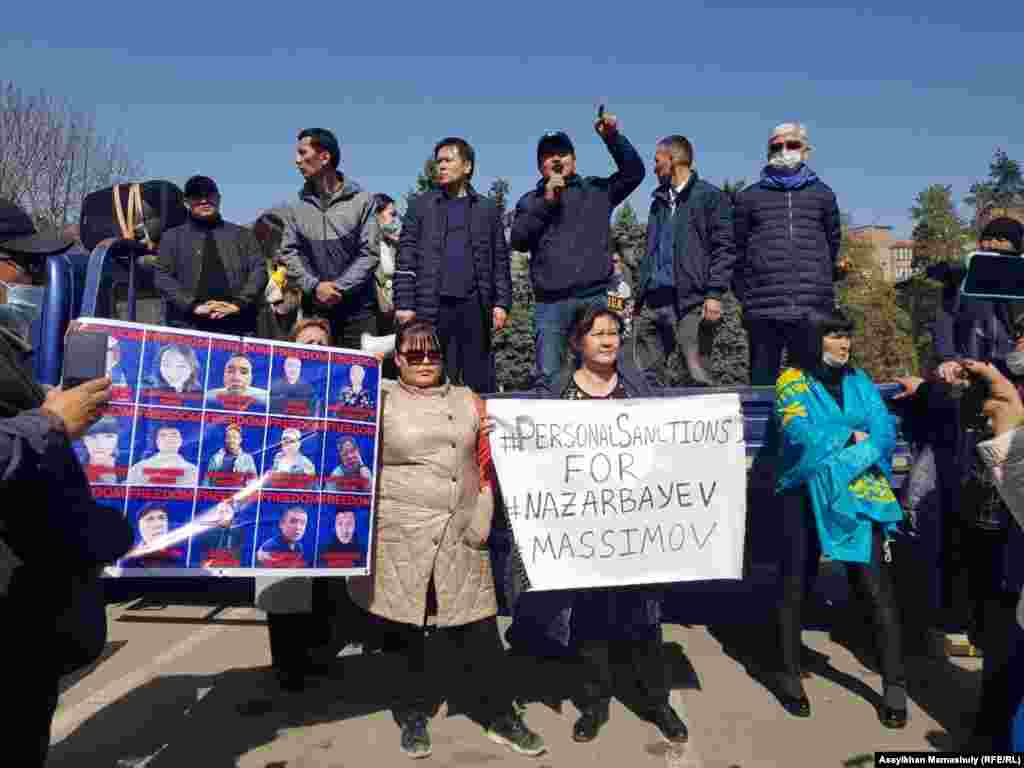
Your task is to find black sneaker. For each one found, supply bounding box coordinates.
[400,716,432,759]
[650,704,688,744]
[487,711,546,757]
[572,704,609,743]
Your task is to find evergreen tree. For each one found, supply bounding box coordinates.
[403,156,437,211]
[488,178,510,218]
[910,184,967,270]
[966,148,1024,232]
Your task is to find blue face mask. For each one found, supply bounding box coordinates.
[0,282,44,343]
[380,220,401,237]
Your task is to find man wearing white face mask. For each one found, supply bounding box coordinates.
[734,122,843,385]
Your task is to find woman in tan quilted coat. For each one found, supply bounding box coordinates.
[347,319,545,760]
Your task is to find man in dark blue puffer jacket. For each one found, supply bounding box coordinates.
[734,122,843,385]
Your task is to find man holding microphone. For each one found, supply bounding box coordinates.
[510,107,645,392]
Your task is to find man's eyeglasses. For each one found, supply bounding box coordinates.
[402,349,443,365]
[587,330,621,339]
[769,141,804,154]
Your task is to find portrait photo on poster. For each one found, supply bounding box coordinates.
[74,403,135,485]
[322,421,376,493]
[121,487,196,569]
[204,338,271,414]
[128,407,203,488]
[189,487,258,568]
[263,417,323,491]
[327,353,379,423]
[255,491,319,568]
[140,331,209,408]
[68,320,145,403]
[315,494,371,570]
[268,343,329,419]
[200,412,266,489]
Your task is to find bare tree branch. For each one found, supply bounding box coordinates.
[0,80,144,234]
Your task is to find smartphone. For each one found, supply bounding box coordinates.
[598,103,605,120]
[961,251,1024,301]
[62,332,108,390]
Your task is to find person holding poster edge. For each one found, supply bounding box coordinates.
[773,308,907,727]
[346,320,546,759]
[508,304,687,745]
[0,196,134,768]
[256,318,352,694]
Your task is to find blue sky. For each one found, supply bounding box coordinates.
[3,2,1021,238]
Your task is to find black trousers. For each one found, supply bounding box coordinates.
[746,318,806,386]
[266,578,337,676]
[383,615,515,726]
[436,293,493,394]
[777,489,905,687]
[575,631,668,714]
[0,599,61,767]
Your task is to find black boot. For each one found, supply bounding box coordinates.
[879,684,908,729]
[774,673,811,718]
[649,703,688,743]
[572,700,610,743]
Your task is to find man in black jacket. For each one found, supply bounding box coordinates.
[394,138,511,393]
[153,175,267,336]
[734,123,842,385]
[511,112,645,391]
[633,135,736,386]
[0,198,134,766]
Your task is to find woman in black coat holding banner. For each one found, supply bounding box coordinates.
[510,304,687,744]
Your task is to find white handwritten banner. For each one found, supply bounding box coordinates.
[488,395,747,591]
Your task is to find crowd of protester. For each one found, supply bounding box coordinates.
[1,114,1024,763]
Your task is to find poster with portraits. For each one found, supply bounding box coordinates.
[66,318,380,577]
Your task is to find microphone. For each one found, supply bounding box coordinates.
[551,159,564,200]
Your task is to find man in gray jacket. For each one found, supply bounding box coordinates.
[279,128,380,350]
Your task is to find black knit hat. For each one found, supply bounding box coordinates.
[537,131,575,165]
[184,175,220,199]
[980,217,1024,255]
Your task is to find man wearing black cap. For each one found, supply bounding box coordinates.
[153,176,267,336]
[0,198,134,766]
[510,111,645,391]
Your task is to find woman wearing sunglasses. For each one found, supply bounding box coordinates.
[346,319,546,759]
[773,308,907,728]
[733,122,845,386]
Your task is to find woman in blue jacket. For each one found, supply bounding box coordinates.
[773,308,907,728]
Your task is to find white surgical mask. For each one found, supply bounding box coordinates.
[0,282,44,343]
[822,351,846,368]
[1007,350,1024,377]
[769,149,804,169]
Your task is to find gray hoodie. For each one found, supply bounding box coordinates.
[279,178,380,314]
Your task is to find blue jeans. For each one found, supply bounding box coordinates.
[534,292,608,392]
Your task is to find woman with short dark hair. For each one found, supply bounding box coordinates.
[773,308,908,727]
[509,304,688,745]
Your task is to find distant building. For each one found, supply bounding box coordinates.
[848,225,916,282]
